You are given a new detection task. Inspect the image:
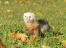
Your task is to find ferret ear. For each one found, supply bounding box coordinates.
[32,13,36,20]
[32,13,35,16]
[32,13,35,19]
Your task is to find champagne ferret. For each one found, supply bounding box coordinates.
[23,12,50,37]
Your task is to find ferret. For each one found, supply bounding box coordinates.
[23,12,50,37]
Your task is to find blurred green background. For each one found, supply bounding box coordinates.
[0,0,66,48]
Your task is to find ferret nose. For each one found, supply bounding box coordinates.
[27,17,30,21]
[29,16,31,18]
[29,18,30,21]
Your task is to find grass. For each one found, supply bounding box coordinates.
[0,0,66,48]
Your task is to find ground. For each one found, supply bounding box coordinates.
[0,0,66,48]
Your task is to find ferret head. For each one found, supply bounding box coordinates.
[23,12,35,23]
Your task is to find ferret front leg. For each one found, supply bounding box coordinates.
[33,28,39,37]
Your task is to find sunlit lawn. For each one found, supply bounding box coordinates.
[0,0,66,48]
